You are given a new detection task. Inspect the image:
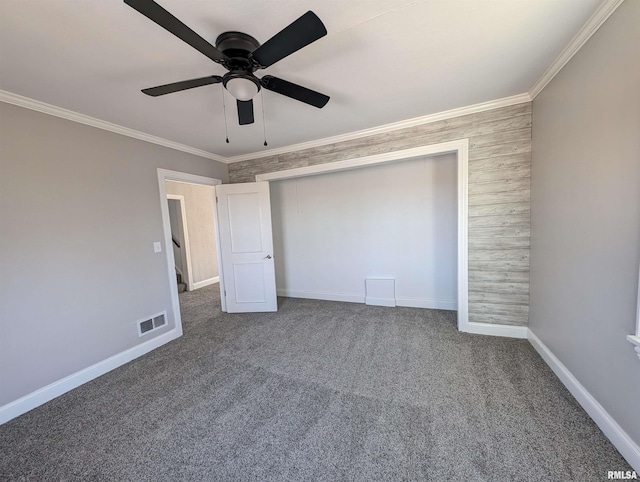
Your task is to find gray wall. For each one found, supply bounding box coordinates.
[530,0,640,445]
[0,102,228,406]
[231,103,532,325]
[165,181,219,284]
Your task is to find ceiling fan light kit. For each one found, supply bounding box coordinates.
[124,0,330,132]
[222,72,260,102]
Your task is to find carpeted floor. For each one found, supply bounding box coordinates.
[0,286,631,481]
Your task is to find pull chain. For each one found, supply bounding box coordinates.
[260,90,268,147]
[221,87,229,143]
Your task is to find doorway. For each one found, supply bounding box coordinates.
[269,152,458,310]
[256,140,471,333]
[166,195,191,293]
[166,181,220,291]
[157,169,225,336]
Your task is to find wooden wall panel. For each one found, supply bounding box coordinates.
[228,103,532,326]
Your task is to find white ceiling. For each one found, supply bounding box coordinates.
[0,0,604,159]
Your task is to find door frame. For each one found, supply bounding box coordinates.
[256,140,475,334]
[166,194,193,291]
[157,169,225,336]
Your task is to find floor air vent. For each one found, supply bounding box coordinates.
[138,311,168,337]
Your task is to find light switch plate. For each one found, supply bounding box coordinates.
[153,242,162,253]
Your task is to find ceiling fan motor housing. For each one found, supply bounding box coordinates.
[215,31,261,71]
[216,32,263,100]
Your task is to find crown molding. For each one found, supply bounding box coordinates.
[0,90,228,164]
[529,0,624,99]
[2,89,531,166]
[226,93,532,163]
[1,1,620,165]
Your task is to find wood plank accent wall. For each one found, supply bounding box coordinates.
[229,103,532,326]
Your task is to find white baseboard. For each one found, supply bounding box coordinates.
[192,276,219,290]
[365,296,396,307]
[0,328,181,425]
[277,289,364,304]
[277,290,461,309]
[528,329,640,471]
[395,297,457,311]
[461,321,529,338]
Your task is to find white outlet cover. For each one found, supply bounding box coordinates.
[153,242,162,253]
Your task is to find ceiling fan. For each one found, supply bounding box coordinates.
[124,0,330,126]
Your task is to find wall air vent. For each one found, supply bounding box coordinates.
[139,319,153,334]
[153,314,166,328]
[137,311,168,337]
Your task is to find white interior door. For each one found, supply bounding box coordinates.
[215,182,277,313]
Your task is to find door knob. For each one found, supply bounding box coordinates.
[264,254,272,259]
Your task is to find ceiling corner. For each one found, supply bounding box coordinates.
[529,0,625,99]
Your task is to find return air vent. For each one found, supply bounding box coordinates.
[137,311,168,337]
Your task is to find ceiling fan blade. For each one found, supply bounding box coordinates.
[237,99,255,125]
[251,11,326,68]
[124,0,227,63]
[261,75,329,108]
[141,75,223,96]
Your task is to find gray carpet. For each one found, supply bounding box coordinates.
[0,286,631,481]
